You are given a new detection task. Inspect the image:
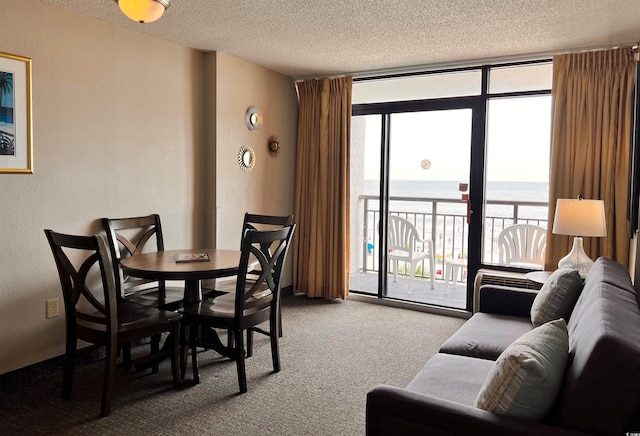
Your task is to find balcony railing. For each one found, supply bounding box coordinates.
[357,195,548,278]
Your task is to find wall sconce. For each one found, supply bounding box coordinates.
[268,135,280,156]
[115,0,170,24]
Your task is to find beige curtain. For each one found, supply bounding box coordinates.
[545,48,635,270]
[293,77,352,299]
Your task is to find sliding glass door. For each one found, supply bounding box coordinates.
[350,105,479,310]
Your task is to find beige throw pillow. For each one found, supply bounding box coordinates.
[530,268,582,327]
[474,318,569,420]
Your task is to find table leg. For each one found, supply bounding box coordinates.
[184,279,202,305]
[136,279,201,373]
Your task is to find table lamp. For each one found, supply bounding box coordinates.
[552,197,606,278]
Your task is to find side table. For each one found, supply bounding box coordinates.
[525,270,554,289]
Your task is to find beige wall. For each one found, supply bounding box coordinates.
[0,0,298,375]
[213,53,298,271]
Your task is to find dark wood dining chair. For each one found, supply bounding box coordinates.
[207,213,294,341]
[180,224,295,392]
[44,229,182,417]
[102,214,185,311]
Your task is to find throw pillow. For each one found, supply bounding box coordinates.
[530,268,582,327]
[474,318,569,420]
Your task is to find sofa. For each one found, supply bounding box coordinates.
[366,257,640,435]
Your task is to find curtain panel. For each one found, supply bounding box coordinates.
[293,77,352,299]
[545,48,635,270]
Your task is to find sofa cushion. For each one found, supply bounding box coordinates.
[530,268,582,327]
[549,281,640,434]
[439,313,532,360]
[474,319,569,420]
[406,353,495,406]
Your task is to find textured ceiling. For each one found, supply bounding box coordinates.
[40,0,640,78]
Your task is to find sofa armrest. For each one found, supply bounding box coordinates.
[477,285,537,317]
[366,385,586,436]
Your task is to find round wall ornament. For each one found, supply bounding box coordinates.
[245,106,262,131]
[238,145,256,172]
[421,159,431,170]
[267,135,280,156]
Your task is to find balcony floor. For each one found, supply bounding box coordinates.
[349,271,468,310]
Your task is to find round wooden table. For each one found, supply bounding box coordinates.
[121,248,253,363]
[121,248,247,305]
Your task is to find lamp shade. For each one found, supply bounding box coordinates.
[552,198,607,237]
[116,0,169,23]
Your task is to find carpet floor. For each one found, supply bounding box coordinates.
[0,295,465,435]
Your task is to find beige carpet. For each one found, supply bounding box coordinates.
[0,295,465,435]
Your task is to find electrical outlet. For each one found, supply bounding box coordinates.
[46,298,59,319]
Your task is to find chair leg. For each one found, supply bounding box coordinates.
[61,338,76,399]
[121,344,132,370]
[392,260,398,282]
[270,317,281,373]
[170,322,181,387]
[100,340,118,418]
[408,262,415,293]
[227,329,234,348]
[190,323,200,384]
[278,299,283,338]
[234,328,247,393]
[246,329,254,358]
[180,323,188,380]
[429,256,435,289]
[150,335,160,374]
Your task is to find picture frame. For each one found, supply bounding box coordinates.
[0,51,32,174]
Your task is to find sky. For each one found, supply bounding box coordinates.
[363,95,552,183]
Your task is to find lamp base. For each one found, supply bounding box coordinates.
[557,236,593,279]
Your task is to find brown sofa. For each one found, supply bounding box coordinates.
[366,257,640,435]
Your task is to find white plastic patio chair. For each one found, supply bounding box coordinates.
[498,223,546,268]
[386,215,435,292]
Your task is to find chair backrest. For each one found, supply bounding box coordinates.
[498,224,546,267]
[242,213,294,274]
[102,214,165,298]
[234,224,295,319]
[44,229,118,335]
[387,215,422,255]
[241,213,294,241]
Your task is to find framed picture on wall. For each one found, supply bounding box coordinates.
[0,51,32,174]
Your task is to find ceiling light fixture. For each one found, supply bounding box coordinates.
[115,0,170,24]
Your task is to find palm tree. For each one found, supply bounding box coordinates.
[0,72,13,117]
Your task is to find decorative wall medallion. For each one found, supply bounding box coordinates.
[420,159,431,170]
[267,135,280,156]
[238,145,256,172]
[245,106,262,131]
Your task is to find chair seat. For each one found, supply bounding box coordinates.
[181,288,272,319]
[389,248,430,262]
[78,301,182,335]
[124,286,184,310]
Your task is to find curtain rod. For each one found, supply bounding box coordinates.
[294,41,638,82]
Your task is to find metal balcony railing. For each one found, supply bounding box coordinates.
[357,195,548,277]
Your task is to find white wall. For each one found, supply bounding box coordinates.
[0,0,298,375]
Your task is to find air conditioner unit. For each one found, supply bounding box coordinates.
[473,268,539,313]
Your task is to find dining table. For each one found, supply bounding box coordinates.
[120,248,255,366]
[120,248,251,305]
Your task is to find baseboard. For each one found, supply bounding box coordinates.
[281,284,293,297]
[0,345,104,393]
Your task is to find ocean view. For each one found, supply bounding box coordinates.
[363,179,549,220]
